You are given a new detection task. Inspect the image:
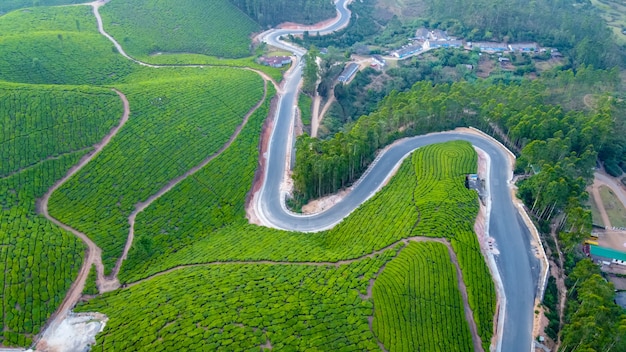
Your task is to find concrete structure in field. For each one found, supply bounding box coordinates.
[392,44,422,58]
[337,63,359,83]
[259,56,292,68]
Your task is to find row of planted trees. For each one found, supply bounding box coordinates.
[293,68,624,208]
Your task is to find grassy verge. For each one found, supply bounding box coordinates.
[599,185,626,227]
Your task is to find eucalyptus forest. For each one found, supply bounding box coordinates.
[1,0,626,351]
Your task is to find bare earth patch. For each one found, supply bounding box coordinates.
[35,313,108,352]
[301,189,350,214]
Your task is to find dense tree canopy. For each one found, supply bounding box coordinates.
[293,68,625,233]
[229,0,335,27]
[561,259,626,351]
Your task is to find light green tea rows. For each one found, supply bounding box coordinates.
[373,241,473,351]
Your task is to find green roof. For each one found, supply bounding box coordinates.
[590,245,626,261]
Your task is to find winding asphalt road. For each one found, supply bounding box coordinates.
[257,1,540,351]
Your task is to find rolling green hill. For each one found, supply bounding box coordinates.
[0,6,134,85]
[99,0,260,60]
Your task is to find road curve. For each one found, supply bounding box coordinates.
[257,1,539,351]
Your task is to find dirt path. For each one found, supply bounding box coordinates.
[35,89,129,348]
[108,81,269,282]
[311,88,335,138]
[310,94,321,137]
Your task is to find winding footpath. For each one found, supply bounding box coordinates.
[109,80,269,282]
[89,0,280,90]
[36,89,129,342]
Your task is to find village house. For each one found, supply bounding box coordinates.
[415,27,430,41]
[392,44,422,59]
[371,55,386,67]
[258,56,292,68]
[590,245,626,267]
[337,63,359,83]
[428,29,449,41]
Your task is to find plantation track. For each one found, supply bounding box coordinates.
[36,89,129,343]
[31,2,276,339]
[110,80,269,281]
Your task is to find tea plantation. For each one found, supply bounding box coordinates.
[0,0,498,350]
[99,0,260,60]
[0,83,123,346]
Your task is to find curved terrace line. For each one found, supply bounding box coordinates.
[1,147,91,180]
[37,79,269,345]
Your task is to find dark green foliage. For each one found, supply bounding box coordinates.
[229,0,335,27]
[100,0,259,59]
[373,242,473,351]
[561,259,626,351]
[605,159,623,177]
[302,46,320,95]
[83,264,98,296]
[0,83,122,346]
[542,276,559,340]
[298,93,312,126]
